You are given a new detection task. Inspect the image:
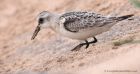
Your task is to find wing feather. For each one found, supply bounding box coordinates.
[59,12,116,32]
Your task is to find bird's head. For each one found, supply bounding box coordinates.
[31,11,52,40]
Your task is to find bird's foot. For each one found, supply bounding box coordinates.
[71,37,98,51]
[71,41,89,51]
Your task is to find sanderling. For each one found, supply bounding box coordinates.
[31,11,133,51]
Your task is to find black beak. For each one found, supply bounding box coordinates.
[31,25,40,40]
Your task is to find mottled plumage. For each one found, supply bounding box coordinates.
[59,12,132,33]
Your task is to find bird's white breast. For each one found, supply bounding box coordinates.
[59,23,114,40]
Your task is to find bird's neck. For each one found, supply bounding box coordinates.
[49,13,60,33]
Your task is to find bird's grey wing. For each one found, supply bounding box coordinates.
[59,12,115,32]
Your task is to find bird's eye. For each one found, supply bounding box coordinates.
[39,18,44,24]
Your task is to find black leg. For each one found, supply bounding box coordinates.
[71,37,98,51]
[88,37,97,44]
[71,40,89,51]
[85,40,89,49]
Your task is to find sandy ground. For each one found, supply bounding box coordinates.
[0,0,140,74]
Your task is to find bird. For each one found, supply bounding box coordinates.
[31,11,133,51]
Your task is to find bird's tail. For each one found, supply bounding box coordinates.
[117,14,134,21]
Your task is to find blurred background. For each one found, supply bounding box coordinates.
[0,0,140,74]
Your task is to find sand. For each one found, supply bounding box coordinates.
[0,0,140,74]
